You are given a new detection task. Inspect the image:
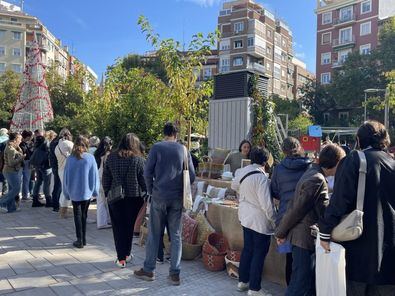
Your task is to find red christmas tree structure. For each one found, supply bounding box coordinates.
[10,40,53,132]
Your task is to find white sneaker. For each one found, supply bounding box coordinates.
[115,259,126,268]
[247,289,272,296]
[125,254,134,263]
[237,282,249,292]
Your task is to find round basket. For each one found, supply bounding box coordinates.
[202,251,226,271]
[202,233,229,255]
[226,250,241,262]
[225,256,240,279]
[182,243,202,260]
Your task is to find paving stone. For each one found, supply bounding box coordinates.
[6,287,57,296]
[27,257,54,271]
[49,281,84,296]
[65,262,102,278]
[7,270,57,291]
[0,264,16,278]
[45,266,75,283]
[8,261,36,275]
[0,279,14,295]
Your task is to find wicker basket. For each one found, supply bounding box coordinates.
[202,233,229,255]
[182,243,202,260]
[202,251,226,271]
[226,250,241,262]
[225,255,240,279]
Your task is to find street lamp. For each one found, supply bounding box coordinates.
[363,88,386,123]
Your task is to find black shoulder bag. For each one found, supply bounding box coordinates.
[107,159,134,205]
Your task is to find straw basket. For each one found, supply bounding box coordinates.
[202,251,226,271]
[182,243,202,260]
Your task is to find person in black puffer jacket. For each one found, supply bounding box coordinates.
[271,137,311,285]
[20,130,34,200]
[30,135,52,207]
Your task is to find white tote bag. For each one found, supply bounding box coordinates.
[315,237,346,296]
[183,146,193,210]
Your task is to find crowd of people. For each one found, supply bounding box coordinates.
[0,120,394,296]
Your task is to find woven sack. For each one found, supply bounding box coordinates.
[182,243,202,260]
[182,213,198,244]
[226,250,241,262]
[202,251,226,271]
[202,233,229,255]
[195,212,215,246]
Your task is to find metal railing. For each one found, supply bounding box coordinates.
[246,62,266,74]
[334,14,356,25]
[332,35,355,47]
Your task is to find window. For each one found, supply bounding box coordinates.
[266,46,272,55]
[0,30,5,38]
[234,22,244,33]
[274,63,281,79]
[10,17,17,22]
[12,48,21,57]
[321,52,331,65]
[203,68,212,79]
[360,44,371,55]
[233,57,243,66]
[361,0,372,14]
[323,113,330,123]
[267,29,272,38]
[338,48,352,63]
[282,39,287,48]
[0,63,5,73]
[220,39,230,51]
[360,22,371,36]
[339,112,349,121]
[339,6,353,22]
[12,64,22,73]
[220,57,230,72]
[321,72,331,84]
[322,12,332,25]
[234,40,243,49]
[0,47,5,56]
[12,31,21,40]
[247,37,254,47]
[281,69,286,77]
[321,32,331,44]
[266,63,271,71]
[274,79,281,90]
[339,27,352,43]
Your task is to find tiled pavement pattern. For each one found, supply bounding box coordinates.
[0,201,285,295]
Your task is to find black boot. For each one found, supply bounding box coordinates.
[45,196,52,208]
[73,240,83,248]
[32,196,44,207]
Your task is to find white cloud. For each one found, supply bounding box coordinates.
[295,52,306,59]
[183,0,221,7]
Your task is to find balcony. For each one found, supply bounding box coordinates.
[26,41,50,52]
[333,14,356,26]
[332,35,355,49]
[247,45,266,58]
[247,62,267,74]
[219,66,230,73]
[332,60,344,68]
[0,19,22,27]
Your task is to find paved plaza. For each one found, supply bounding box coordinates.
[0,201,285,296]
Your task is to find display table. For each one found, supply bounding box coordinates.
[206,203,286,286]
[196,177,233,190]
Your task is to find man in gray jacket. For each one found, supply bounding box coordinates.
[134,122,195,286]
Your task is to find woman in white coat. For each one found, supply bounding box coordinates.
[94,137,113,229]
[55,128,74,218]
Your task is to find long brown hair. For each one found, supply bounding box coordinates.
[117,133,142,158]
[72,135,89,160]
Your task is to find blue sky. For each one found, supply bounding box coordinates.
[21,0,317,77]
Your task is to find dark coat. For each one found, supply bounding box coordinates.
[49,138,59,170]
[19,141,34,161]
[102,152,146,199]
[271,156,312,225]
[30,141,50,170]
[275,164,329,251]
[319,149,395,285]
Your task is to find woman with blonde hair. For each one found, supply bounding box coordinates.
[63,136,99,248]
[103,133,147,268]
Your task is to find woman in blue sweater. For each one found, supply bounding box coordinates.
[63,136,99,248]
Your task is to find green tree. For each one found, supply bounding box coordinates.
[0,70,21,127]
[377,17,395,72]
[138,15,218,146]
[288,113,313,134]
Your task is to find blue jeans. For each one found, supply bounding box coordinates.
[0,170,22,212]
[143,198,183,276]
[22,160,31,198]
[239,227,271,291]
[286,246,315,296]
[32,168,52,200]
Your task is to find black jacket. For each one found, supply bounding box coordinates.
[319,149,395,285]
[30,141,50,170]
[275,164,329,251]
[49,138,59,169]
[19,141,34,161]
[102,152,146,199]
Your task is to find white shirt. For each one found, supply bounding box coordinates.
[232,164,275,235]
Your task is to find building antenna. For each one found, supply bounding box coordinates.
[20,0,24,12]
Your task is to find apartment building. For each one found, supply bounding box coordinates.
[316,0,395,85]
[292,57,315,99]
[0,1,95,83]
[217,0,297,99]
